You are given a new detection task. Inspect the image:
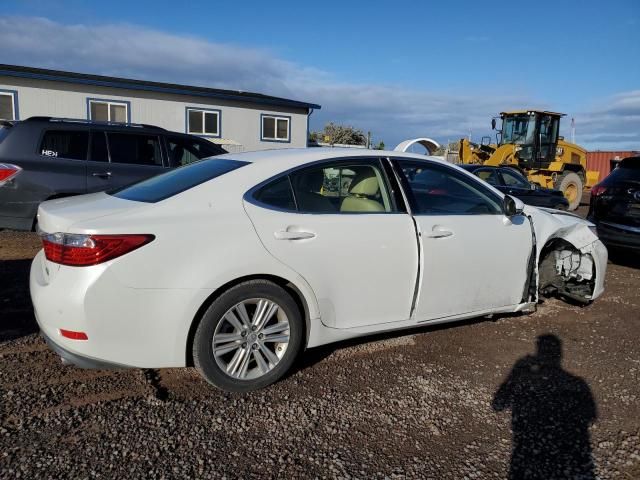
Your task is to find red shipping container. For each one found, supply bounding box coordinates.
[586,151,639,182]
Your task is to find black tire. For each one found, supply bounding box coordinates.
[554,171,583,211]
[193,280,303,392]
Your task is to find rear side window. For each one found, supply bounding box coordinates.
[166,135,225,167]
[107,133,163,166]
[112,159,248,203]
[254,176,296,211]
[40,130,89,160]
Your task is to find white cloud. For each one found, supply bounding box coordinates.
[0,15,637,151]
[572,91,640,151]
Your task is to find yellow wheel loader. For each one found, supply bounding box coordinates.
[459,110,599,210]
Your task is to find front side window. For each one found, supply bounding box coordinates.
[112,159,248,203]
[166,135,225,167]
[500,114,536,145]
[89,100,128,123]
[40,130,89,160]
[474,168,501,186]
[501,169,530,188]
[187,109,220,136]
[397,160,502,215]
[107,133,162,166]
[0,92,16,121]
[261,115,289,142]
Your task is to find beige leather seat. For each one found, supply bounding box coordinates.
[341,171,385,212]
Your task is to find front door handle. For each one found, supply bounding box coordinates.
[92,171,112,179]
[427,226,453,239]
[274,230,316,240]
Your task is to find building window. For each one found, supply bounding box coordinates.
[0,90,18,121]
[88,98,129,123]
[186,108,220,137]
[261,114,290,142]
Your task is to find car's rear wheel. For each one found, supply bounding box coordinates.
[193,280,303,392]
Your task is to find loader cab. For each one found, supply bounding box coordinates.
[498,111,561,169]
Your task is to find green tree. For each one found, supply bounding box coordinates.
[310,122,367,146]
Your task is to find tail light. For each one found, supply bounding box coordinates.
[0,163,21,185]
[41,232,154,266]
[591,184,607,197]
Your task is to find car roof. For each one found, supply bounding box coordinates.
[214,147,449,170]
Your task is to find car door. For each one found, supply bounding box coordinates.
[243,158,419,329]
[86,131,167,192]
[394,159,533,321]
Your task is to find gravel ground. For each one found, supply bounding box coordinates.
[1,223,639,479]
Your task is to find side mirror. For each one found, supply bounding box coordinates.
[503,195,524,216]
[491,118,497,130]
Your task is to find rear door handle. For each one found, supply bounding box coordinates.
[427,226,453,239]
[274,230,316,240]
[92,171,112,179]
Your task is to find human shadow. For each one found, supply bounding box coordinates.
[492,334,597,479]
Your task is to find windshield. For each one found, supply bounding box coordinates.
[500,115,536,145]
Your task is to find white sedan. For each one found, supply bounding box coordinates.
[30,149,607,391]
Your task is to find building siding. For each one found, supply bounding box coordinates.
[0,76,310,152]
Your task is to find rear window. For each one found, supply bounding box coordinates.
[605,158,640,183]
[111,159,248,203]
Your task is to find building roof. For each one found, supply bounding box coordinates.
[0,64,321,111]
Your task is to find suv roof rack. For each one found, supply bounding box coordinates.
[23,116,166,131]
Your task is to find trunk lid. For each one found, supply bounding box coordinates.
[37,192,148,233]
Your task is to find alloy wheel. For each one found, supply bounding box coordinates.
[212,298,291,380]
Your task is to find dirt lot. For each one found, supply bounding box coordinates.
[1,224,640,479]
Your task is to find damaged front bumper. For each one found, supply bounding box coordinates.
[539,239,607,303]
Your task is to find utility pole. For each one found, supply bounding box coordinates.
[366,131,371,149]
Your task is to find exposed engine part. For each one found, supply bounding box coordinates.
[538,242,595,304]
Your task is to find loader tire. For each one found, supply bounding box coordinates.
[555,172,583,211]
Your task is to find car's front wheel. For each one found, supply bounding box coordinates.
[193,280,303,392]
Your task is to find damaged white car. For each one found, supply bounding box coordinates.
[30,149,607,392]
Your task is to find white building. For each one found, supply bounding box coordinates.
[0,64,320,152]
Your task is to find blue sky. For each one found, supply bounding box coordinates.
[1,0,639,149]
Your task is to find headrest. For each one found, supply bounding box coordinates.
[349,175,379,196]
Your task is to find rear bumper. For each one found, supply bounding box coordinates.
[41,330,130,369]
[594,221,640,251]
[30,250,210,369]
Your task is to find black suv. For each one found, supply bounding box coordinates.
[0,117,226,230]
[588,156,640,252]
